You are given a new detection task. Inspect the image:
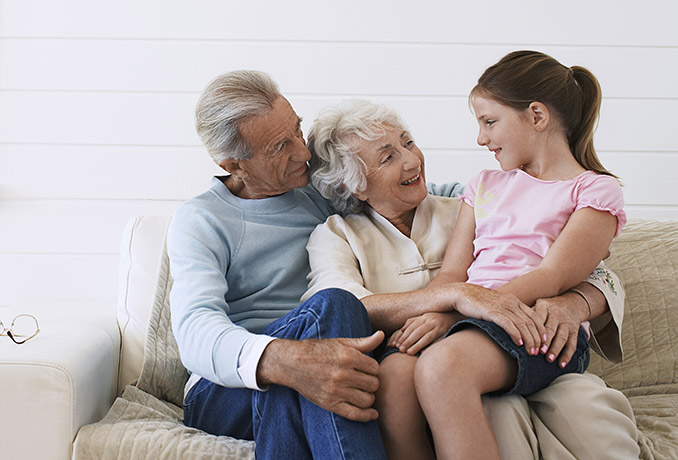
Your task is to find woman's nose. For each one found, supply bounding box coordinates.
[402,149,421,170]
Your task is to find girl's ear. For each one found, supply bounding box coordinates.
[528,102,550,131]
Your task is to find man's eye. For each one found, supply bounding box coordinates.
[273,142,286,154]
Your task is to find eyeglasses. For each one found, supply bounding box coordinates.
[0,314,40,344]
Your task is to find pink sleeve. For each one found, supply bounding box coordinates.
[461,172,482,207]
[575,174,627,237]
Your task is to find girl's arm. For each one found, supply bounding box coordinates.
[498,207,618,306]
[428,201,476,288]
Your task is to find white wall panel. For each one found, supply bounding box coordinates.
[1,1,676,46]
[2,39,676,99]
[1,144,221,199]
[2,92,675,153]
[0,200,180,254]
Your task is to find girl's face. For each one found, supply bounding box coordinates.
[352,124,428,220]
[472,95,536,171]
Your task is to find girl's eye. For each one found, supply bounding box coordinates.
[486,120,496,126]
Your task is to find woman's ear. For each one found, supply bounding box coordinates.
[528,102,550,131]
[352,188,368,202]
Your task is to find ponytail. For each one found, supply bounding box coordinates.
[569,67,615,177]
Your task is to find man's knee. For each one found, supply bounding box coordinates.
[304,288,371,338]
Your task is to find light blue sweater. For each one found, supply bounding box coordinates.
[168,176,463,388]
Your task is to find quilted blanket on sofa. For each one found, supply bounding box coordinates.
[73,241,255,460]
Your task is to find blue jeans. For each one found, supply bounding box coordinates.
[183,288,387,460]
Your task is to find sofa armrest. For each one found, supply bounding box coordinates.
[0,302,119,460]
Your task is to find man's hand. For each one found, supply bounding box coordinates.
[256,331,384,422]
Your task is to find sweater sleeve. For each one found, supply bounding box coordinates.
[167,204,256,388]
[302,216,374,302]
[427,181,465,198]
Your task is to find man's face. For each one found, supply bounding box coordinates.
[223,96,311,199]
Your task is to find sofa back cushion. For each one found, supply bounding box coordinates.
[117,215,172,393]
[588,219,678,391]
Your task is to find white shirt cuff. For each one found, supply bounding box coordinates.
[237,335,277,391]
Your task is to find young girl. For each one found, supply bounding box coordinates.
[399,50,626,459]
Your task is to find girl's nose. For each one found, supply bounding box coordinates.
[477,131,489,146]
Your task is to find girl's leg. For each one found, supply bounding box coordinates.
[415,327,517,460]
[375,352,435,460]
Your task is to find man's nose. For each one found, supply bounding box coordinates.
[292,136,311,162]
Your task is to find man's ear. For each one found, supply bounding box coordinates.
[219,158,241,175]
[528,102,550,131]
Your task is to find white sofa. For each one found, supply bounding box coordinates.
[3,215,678,459]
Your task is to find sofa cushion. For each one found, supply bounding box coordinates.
[117,215,172,392]
[588,220,678,390]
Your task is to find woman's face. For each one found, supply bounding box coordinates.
[352,124,428,219]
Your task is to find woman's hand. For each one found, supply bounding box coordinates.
[436,283,546,356]
[387,312,463,355]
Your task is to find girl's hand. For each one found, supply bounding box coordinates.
[388,312,463,355]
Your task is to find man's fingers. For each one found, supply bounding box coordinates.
[340,330,384,354]
[334,402,379,423]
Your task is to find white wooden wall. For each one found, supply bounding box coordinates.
[1,0,676,305]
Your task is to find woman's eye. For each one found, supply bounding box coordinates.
[486,120,496,126]
[380,154,393,164]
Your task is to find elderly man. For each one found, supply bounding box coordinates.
[169,70,395,460]
[168,70,638,459]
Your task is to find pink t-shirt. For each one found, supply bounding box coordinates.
[462,169,626,290]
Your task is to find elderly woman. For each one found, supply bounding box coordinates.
[302,100,639,460]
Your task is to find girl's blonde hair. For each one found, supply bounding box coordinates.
[471,50,616,178]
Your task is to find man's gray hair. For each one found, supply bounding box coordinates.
[308,100,408,214]
[195,70,281,164]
